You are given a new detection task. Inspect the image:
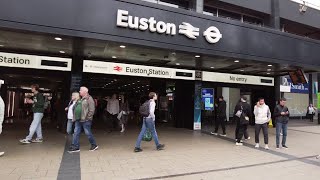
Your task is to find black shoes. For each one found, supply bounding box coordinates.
[157,144,165,151]
[282,145,288,149]
[68,147,80,153]
[90,145,99,151]
[134,147,143,153]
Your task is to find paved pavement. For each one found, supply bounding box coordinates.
[0,120,320,180]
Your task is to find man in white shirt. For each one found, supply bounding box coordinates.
[134,92,165,152]
[254,98,271,150]
[0,81,5,156]
[107,94,120,132]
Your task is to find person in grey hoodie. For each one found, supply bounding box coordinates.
[254,98,271,150]
[0,81,5,156]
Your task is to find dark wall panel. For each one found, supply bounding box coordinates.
[218,0,271,14]
[279,0,320,29]
[0,0,319,67]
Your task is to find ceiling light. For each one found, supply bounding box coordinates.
[112,56,117,59]
[59,51,65,54]
[268,65,272,67]
[240,70,244,72]
[0,45,4,47]
[176,63,180,66]
[210,67,215,69]
[267,73,271,75]
[137,81,140,82]
[120,45,126,48]
[234,60,240,63]
[267,69,272,71]
[55,37,62,41]
[195,55,200,58]
[132,83,135,84]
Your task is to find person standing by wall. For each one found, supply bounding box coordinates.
[0,81,5,156]
[274,98,290,149]
[68,87,98,153]
[307,104,317,122]
[211,96,227,136]
[134,92,165,152]
[20,84,45,144]
[65,92,80,135]
[107,94,120,132]
[254,98,271,150]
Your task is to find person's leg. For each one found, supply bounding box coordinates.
[214,118,220,133]
[25,113,42,141]
[82,121,97,146]
[243,125,249,139]
[262,123,269,145]
[235,119,240,139]
[71,121,82,149]
[221,118,226,135]
[135,119,147,148]
[237,125,244,143]
[276,122,281,147]
[282,123,288,146]
[66,119,73,135]
[145,118,160,147]
[255,124,262,144]
[35,113,44,140]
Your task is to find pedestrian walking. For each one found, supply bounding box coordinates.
[20,84,45,144]
[118,98,130,133]
[134,92,165,152]
[234,96,251,146]
[274,98,290,149]
[254,98,271,150]
[68,87,98,153]
[65,92,81,135]
[107,94,120,132]
[211,96,227,136]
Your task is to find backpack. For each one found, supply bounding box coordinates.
[139,100,150,117]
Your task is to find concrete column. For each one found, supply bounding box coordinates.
[70,38,84,95]
[222,87,230,121]
[192,0,204,13]
[271,0,281,30]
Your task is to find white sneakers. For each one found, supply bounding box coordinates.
[236,142,243,146]
[0,152,4,157]
[255,144,269,150]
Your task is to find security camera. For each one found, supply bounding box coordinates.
[299,1,307,13]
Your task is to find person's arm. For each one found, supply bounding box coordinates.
[86,97,96,120]
[253,105,258,117]
[267,107,272,120]
[274,106,281,117]
[0,98,5,134]
[149,101,156,119]
[116,100,120,114]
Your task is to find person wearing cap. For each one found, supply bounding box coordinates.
[211,96,227,136]
[234,96,251,146]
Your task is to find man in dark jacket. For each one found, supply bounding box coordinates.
[211,96,227,136]
[234,96,252,145]
[20,84,45,144]
[274,98,290,149]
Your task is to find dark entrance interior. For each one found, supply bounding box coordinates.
[82,73,194,130]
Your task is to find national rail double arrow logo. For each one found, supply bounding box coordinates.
[113,66,123,72]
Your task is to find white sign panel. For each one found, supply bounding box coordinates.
[202,71,274,86]
[83,60,195,80]
[0,52,71,71]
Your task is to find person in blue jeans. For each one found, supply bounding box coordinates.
[274,98,290,149]
[65,92,80,135]
[20,84,45,144]
[134,92,165,152]
[68,87,98,153]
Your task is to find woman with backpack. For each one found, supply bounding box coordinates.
[134,92,165,152]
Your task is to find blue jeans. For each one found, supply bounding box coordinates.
[66,119,73,135]
[276,122,288,146]
[135,117,160,148]
[26,113,43,140]
[72,121,97,149]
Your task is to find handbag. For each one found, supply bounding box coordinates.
[239,106,249,125]
[142,129,152,141]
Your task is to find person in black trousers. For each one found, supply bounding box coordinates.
[234,96,251,145]
[211,96,227,136]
